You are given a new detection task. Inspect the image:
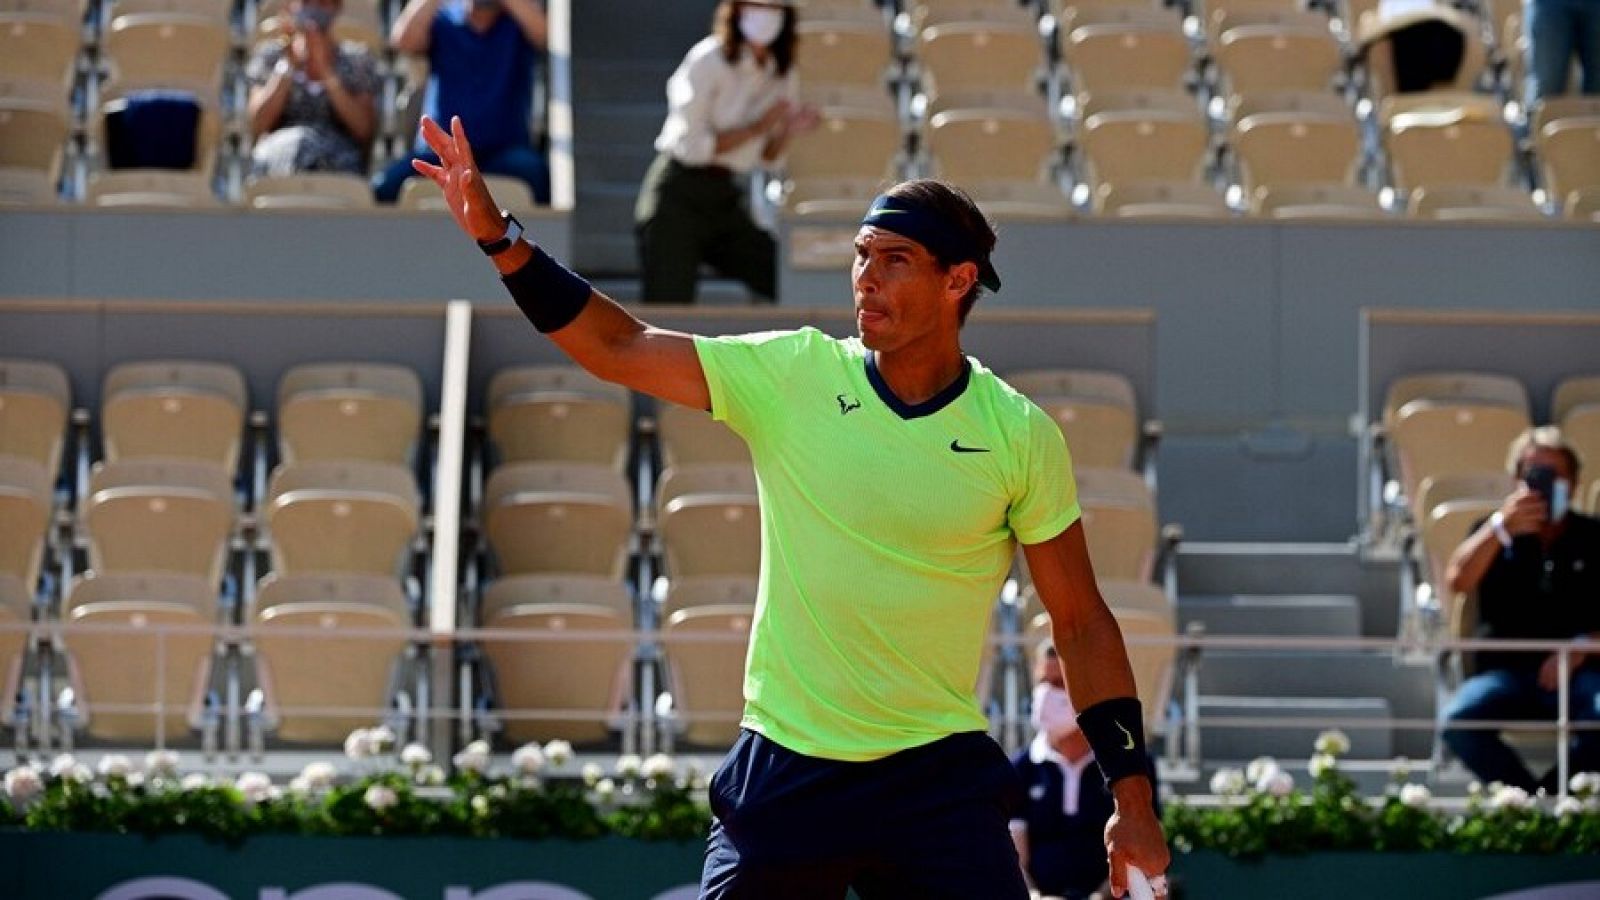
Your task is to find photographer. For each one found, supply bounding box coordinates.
[246,0,379,176]
[1442,427,1600,792]
[374,0,550,204]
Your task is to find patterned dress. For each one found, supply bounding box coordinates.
[246,39,380,176]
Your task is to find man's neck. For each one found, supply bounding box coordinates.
[873,341,966,407]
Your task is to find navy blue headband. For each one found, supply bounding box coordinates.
[860,193,1001,292]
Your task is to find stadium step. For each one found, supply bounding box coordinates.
[1176,542,1402,638]
[1197,696,1395,760]
[1180,594,1362,637]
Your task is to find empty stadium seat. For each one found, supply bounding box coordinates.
[1535,99,1600,206]
[1078,90,1209,188]
[0,357,70,474]
[1062,7,1191,94]
[0,77,71,181]
[1382,94,1513,196]
[959,177,1077,218]
[102,360,246,471]
[86,170,222,208]
[266,461,420,577]
[251,571,413,744]
[488,365,632,469]
[401,173,539,214]
[246,174,377,210]
[479,596,633,745]
[1409,185,1545,221]
[481,573,634,621]
[1553,375,1600,423]
[662,603,754,747]
[1253,183,1385,219]
[657,463,761,579]
[1212,9,1343,94]
[796,10,894,90]
[1004,368,1141,469]
[1554,378,1600,510]
[277,362,423,466]
[1389,404,1531,518]
[0,573,30,715]
[82,459,234,583]
[0,456,51,591]
[114,0,232,19]
[785,85,903,211]
[62,571,218,742]
[1075,467,1159,582]
[1096,180,1231,217]
[917,4,1045,99]
[483,461,633,577]
[0,7,78,88]
[102,12,230,88]
[1232,91,1361,195]
[1382,372,1529,431]
[0,166,56,205]
[657,403,750,469]
[927,93,1058,183]
[661,574,757,620]
[1568,186,1600,222]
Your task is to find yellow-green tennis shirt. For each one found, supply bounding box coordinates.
[693,327,1081,761]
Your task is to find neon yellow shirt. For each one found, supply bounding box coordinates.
[693,327,1080,761]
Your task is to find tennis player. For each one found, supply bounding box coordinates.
[414,114,1170,899]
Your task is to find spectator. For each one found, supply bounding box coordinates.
[1010,641,1116,900]
[1525,0,1600,104]
[635,0,819,304]
[376,0,550,204]
[246,0,380,177]
[1358,0,1472,95]
[1443,427,1600,793]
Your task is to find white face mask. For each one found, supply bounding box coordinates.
[739,6,785,48]
[1553,478,1572,521]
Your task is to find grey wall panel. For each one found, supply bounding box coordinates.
[0,216,74,296]
[1158,434,1359,542]
[0,303,107,406]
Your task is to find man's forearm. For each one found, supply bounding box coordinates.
[499,0,548,47]
[391,0,440,52]
[1446,524,1503,595]
[1054,601,1140,714]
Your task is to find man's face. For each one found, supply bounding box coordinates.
[850,226,971,352]
[1519,446,1577,486]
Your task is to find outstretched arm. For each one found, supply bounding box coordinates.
[414,115,711,411]
[1022,522,1170,898]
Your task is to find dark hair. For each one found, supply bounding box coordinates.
[714,1,798,76]
[882,179,997,325]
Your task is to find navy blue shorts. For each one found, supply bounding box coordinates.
[699,729,1031,900]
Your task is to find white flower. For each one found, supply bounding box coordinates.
[543,740,573,767]
[62,764,92,785]
[345,729,375,761]
[368,726,398,755]
[400,743,432,767]
[126,772,145,789]
[144,750,180,776]
[1259,771,1295,797]
[416,765,446,786]
[1209,768,1246,796]
[470,794,490,816]
[288,776,312,796]
[1308,753,1338,779]
[1570,772,1600,798]
[363,785,398,812]
[1313,730,1351,756]
[1555,796,1585,818]
[1489,785,1533,811]
[181,774,211,791]
[511,743,545,775]
[47,755,77,778]
[453,740,491,775]
[615,754,642,778]
[1399,784,1432,809]
[97,755,133,778]
[300,762,338,791]
[595,778,616,801]
[582,763,604,787]
[1245,757,1280,784]
[4,766,43,803]
[641,753,675,781]
[235,772,274,805]
[1467,780,1484,797]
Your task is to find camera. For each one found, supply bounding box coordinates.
[1524,464,1557,506]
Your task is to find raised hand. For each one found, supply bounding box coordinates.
[412,115,506,242]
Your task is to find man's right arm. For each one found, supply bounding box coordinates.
[391,0,440,54]
[488,242,710,411]
[1446,486,1545,595]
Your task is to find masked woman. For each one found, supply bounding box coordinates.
[635,0,819,304]
[247,0,380,176]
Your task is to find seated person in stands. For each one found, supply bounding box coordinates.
[1358,0,1471,94]
[375,0,551,204]
[1442,427,1600,792]
[247,0,380,177]
[1011,641,1116,900]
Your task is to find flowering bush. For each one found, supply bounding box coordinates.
[1,734,710,843]
[1165,730,1600,858]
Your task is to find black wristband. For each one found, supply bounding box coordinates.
[1076,697,1150,787]
[502,246,593,334]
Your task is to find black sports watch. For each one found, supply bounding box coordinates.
[477,210,523,256]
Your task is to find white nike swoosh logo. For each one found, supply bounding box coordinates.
[868,207,907,217]
[1116,720,1134,750]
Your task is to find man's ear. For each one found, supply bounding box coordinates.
[946,261,978,303]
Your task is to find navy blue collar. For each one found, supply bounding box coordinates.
[865,352,971,420]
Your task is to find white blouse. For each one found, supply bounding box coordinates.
[654,35,798,175]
